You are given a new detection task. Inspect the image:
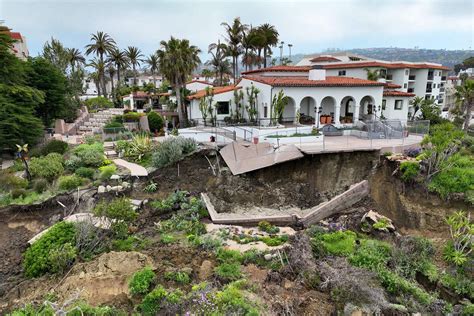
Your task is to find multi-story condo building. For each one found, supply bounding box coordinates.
[297,53,450,118]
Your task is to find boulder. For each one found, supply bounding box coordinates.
[198,260,214,281]
[106,185,112,192]
[361,210,395,232]
[97,185,106,194]
[110,174,121,180]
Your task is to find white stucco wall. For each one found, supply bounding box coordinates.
[382,96,410,123]
[188,90,235,121]
[186,81,213,93]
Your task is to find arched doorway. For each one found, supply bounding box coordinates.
[282,96,296,123]
[320,96,336,124]
[299,96,316,124]
[359,95,376,120]
[340,96,356,123]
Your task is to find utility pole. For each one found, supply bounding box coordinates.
[279,41,284,65]
[288,43,293,64]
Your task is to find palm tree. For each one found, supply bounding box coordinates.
[248,28,266,69]
[454,78,474,131]
[221,17,246,82]
[107,48,129,88]
[365,68,380,81]
[410,96,424,120]
[107,65,116,99]
[258,23,279,68]
[145,53,159,91]
[201,69,213,81]
[125,46,144,86]
[88,58,106,96]
[157,37,201,126]
[67,48,85,73]
[85,31,116,97]
[207,40,231,85]
[89,72,101,96]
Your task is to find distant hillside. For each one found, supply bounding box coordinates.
[289,48,474,71]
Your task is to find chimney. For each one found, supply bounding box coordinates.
[309,65,326,80]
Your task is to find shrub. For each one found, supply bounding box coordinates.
[29,154,65,181]
[147,111,164,133]
[32,178,48,193]
[399,161,419,182]
[217,248,243,264]
[164,271,191,284]
[152,137,197,168]
[84,96,113,110]
[440,273,474,299]
[258,221,280,234]
[139,286,183,316]
[99,164,117,181]
[144,181,158,193]
[48,242,77,274]
[41,140,68,155]
[93,197,137,237]
[11,188,27,199]
[391,236,435,279]
[443,211,472,267]
[65,155,82,171]
[58,175,84,191]
[428,154,474,198]
[129,267,156,296]
[0,174,28,191]
[311,230,357,257]
[23,221,76,277]
[73,142,105,167]
[382,151,393,157]
[214,263,242,281]
[214,280,259,315]
[124,134,152,162]
[104,121,125,133]
[260,235,288,246]
[349,239,392,268]
[123,112,143,122]
[75,167,95,179]
[112,235,149,251]
[160,234,176,244]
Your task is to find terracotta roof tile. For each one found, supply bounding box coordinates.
[241,65,311,75]
[9,32,22,40]
[242,75,385,87]
[188,86,241,100]
[383,82,402,89]
[383,90,415,97]
[322,61,450,71]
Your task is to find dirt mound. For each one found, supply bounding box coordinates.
[3,251,153,312]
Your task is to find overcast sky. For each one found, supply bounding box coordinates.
[1,0,473,61]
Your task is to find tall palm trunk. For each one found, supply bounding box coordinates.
[116,65,121,87]
[110,76,115,99]
[263,48,267,68]
[257,49,262,69]
[99,52,107,97]
[133,64,137,86]
[174,81,185,128]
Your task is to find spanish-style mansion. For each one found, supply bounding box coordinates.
[185,53,450,126]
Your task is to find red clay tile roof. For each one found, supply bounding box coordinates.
[241,65,312,75]
[383,90,415,97]
[309,56,341,62]
[242,75,385,87]
[322,61,450,71]
[383,82,402,89]
[157,92,171,97]
[131,91,150,98]
[9,32,22,40]
[188,86,241,100]
[186,79,213,86]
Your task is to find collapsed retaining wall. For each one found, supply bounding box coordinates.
[201,180,369,227]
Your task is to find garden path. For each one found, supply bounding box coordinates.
[113,158,148,177]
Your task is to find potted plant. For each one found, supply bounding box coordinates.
[326,115,332,124]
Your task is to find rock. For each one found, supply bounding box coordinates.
[198,260,214,281]
[264,254,273,261]
[106,185,112,192]
[122,181,129,188]
[361,210,395,232]
[110,174,121,180]
[98,185,106,193]
[110,186,120,192]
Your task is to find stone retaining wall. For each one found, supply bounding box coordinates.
[201,180,369,227]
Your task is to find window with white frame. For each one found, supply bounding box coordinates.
[394,100,403,110]
[405,69,409,75]
[404,83,408,88]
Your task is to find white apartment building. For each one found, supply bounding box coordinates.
[297,53,450,117]
[187,65,416,126]
[0,25,29,60]
[124,75,164,87]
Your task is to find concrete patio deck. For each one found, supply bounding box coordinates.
[297,134,423,154]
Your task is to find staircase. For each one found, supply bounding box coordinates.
[104,141,118,159]
[77,108,125,136]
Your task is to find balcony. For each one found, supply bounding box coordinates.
[409,75,416,81]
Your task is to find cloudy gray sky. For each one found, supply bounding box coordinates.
[1,0,473,61]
